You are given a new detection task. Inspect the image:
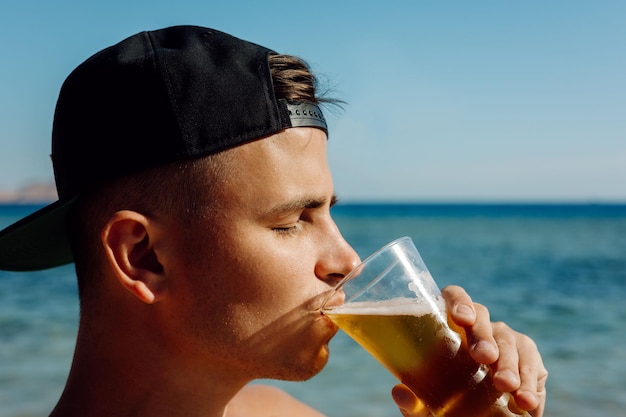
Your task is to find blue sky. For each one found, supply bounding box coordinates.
[1,0,624,202]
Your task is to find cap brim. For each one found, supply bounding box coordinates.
[0,198,76,271]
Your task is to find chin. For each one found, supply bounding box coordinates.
[267,343,332,382]
[303,342,333,380]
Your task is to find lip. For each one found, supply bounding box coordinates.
[316,289,345,313]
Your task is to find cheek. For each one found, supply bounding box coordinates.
[185,237,309,319]
[225,243,309,309]
[174,217,321,326]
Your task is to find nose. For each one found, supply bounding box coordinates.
[315,223,361,286]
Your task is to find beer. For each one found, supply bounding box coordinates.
[325,298,528,417]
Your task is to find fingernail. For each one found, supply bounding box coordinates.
[455,304,475,318]
[394,390,412,406]
[494,369,520,385]
[473,340,497,353]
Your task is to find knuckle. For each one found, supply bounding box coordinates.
[491,320,512,334]
[473,303,489,316]
[517,332,539,351]
[519,363,535,378]
[539,368,549,386]
[491,321,518,346]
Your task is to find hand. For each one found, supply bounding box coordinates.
[391,285,548,417]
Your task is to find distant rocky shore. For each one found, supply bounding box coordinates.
[0,182,57,204]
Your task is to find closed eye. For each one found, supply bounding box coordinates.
[272,224,300,235]
[266,194,338,236]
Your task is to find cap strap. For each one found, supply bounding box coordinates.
[283,100,328,132]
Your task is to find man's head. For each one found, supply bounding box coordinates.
[67,51,331,299]
[0,25,329,271]
[0,25,360,382]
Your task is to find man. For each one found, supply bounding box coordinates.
[0,25,547,417]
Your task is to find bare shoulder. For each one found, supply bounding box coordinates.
[226,384,326,417]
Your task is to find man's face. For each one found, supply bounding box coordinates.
[166,127,359,381]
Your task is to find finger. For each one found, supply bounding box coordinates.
[464,303,499,365]
[511,335,548,414]
[528,372,547,417]
[391,384,430,417]
[490,324,548,416]
[441,285,476,326]
[490,321,522,392]
[441,286,498,364]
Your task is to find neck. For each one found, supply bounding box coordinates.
[50,308,249,417]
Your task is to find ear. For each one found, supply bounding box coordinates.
[101,210,166,304]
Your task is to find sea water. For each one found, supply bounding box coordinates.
[1,203,625,417]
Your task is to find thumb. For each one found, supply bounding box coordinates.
[391,384,430,417]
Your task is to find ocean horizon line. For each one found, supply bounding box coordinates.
[330,201,626,220]
[3,200,626,224]
[2,200,626,208]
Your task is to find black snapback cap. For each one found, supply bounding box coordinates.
[0,25,328,271]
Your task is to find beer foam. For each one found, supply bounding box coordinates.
[326,297,445,316]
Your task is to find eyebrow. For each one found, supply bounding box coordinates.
[265,194,339,217]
